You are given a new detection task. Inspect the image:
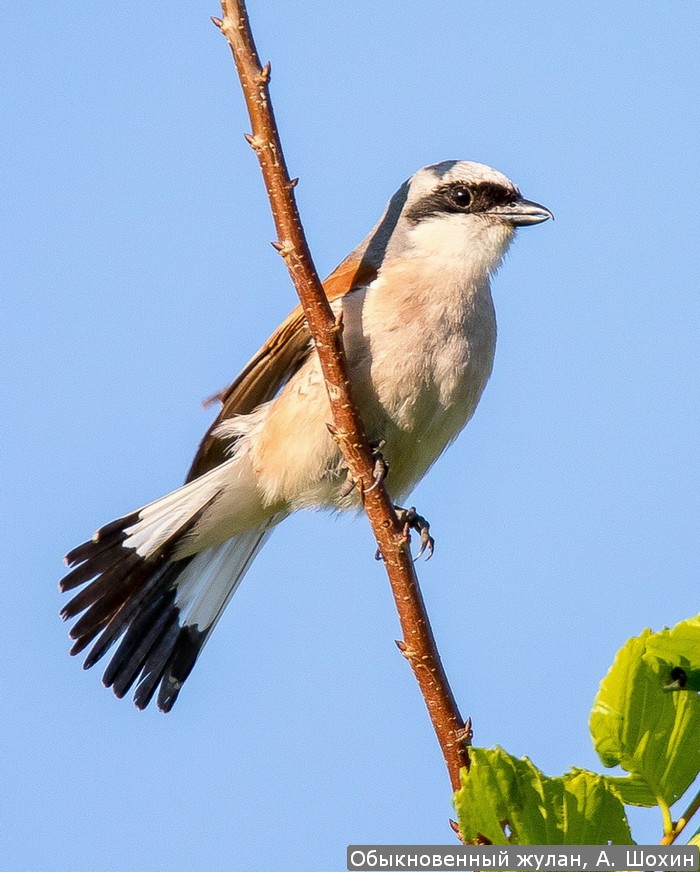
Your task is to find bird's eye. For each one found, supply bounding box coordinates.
[451,186,472,208]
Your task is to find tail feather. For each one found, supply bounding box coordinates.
[64,553,160,636]
[130,623,186,710]
[69,615,109,657]
[100,530,275,713]
[99,561,188,694]
[61,513,140,591]
[60,470,279,710]
[81,563,179,668]
[105,588,180,697]
[142,626,204,711]
[61,555,140,621]
[149,527,275,712]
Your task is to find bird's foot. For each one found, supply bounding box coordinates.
[364,439,388,494]
[395,505,435,560]
[375,505,435,561]
[338,438,388,498]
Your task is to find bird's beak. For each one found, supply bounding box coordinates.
[490,198,553,227]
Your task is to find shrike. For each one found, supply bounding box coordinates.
[60,160,552,712]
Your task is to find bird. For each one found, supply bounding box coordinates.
[60,160,552,712]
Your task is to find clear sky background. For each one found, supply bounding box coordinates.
[3,3,699,870]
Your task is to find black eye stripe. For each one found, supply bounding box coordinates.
[406,181,519,223]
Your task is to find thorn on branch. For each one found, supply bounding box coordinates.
[289,177,300,188]
[449,819,461,835]
[395,639,407,653]
[326,421,351,454]
[210,16,223,28]
[244,133,265,152]
[260,61,272,82]
[458,717,473,747]
[270,239,292,257]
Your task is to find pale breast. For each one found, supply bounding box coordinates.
[249,260,497,509]
[339,261,497,499]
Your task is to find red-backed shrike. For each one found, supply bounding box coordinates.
[60,160,552,711]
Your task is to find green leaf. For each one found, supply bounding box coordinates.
[644,616,700,668]
[454,748,633,845]
[646,615,700,693]
[589,617,700,806]
[603,774,657,807]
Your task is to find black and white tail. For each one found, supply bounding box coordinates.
[60,472,276,712]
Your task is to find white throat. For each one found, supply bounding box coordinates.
[407,213,515,287]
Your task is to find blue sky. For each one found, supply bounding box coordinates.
[3,3,699,870]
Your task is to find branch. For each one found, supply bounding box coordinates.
[214,0,469,793]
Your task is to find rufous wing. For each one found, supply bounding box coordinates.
[185,252,377,481]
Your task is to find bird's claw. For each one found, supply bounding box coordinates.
[395,506,435,560]
[338,473,357,498]
[342,439,388,498]
[364,439,388,494]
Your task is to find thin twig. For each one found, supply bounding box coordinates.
[660,787,700,845]
[215,0,469,793]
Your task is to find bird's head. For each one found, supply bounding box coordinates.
[362,160,552,279]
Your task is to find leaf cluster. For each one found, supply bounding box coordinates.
[455,616,700,845]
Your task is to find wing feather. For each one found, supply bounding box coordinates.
[186,253,377,481]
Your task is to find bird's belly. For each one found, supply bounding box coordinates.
[252,284,496,510]
[363,350,491,501]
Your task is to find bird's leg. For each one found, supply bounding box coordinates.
[338,438,388,498]
[395,505,435,560]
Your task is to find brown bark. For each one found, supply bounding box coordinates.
[215,0,469,793]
